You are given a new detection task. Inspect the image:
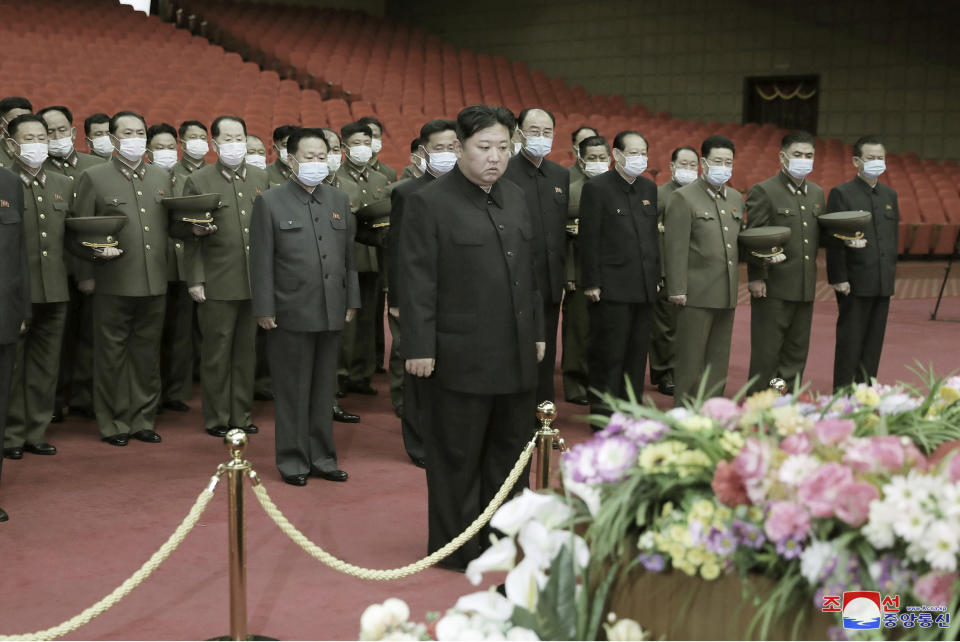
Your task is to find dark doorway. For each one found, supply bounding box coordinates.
[743,75,820,134]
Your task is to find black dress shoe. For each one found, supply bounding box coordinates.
[345,381,378,395]
[25,443,57,455]
[132,430,162,443]
[0,507,8,522]
[206,425,230,438]
[409,455,426,469]
[437,560,466,573]
[70,406,96,419]
[254,391,275,401]
[313,468,348,482]
[162,400,190,412]
[51,410,65,423]
[282,474,308,486]
[103,434,129,446]
[335,389,347,399]
[231,424,259,434]
[333,408,360,423]
[658,381,675,396]
[566,396,589,406]
[3,447,23,460]
[375,366,387,374]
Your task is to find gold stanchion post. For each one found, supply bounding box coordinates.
[769,377,788,396]
[534,401,565,489]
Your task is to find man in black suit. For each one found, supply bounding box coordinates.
[399,105,545,570]
[250,128,360,486]
[0,165,30,522]
[387,118,458,468]
[826,135,899,390]
[504,107,570,409]
[578,130,660,415]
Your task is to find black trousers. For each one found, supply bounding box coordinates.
[423,384,534,569]
[535,300,562,406]
[268,327,341,478]
[0,342,16,488]
[587,299,653,414]
[833,293,890,391]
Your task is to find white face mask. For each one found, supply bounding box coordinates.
[295,161,329,187]
[48,136,74,159]
[621,154,648,178]
[427,151,457,175]
[414,156,427,174]
[245,154,266,170]
[216,141,247,166]
[348,144,373,165]
[705,164,733,187]
[786,158,814,180]
[117,137,147,162]
[90,135,114,157]
[17,142,49,169]
[522,135,553,158]
[513,141,522,156]
[673,168,698,186]
[583,161,609,178]
[370,138,383,154]
[278,147,288,164]
[861,159,885,179]
[151,149,178,170]
[185,139,209,159]
[327,153,343,174]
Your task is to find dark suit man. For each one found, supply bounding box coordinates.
[826,135,898,390]
[0,164,30,522]
[504,107,570,409]
[387,119,458,467]
[250,128,359,486]
[400,105,546,570]
[579,131,659,415]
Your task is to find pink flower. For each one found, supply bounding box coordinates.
[833,481,879,527]
[914,571,958,607]
[711,460,750,507]
[734,437,769,481]
[700,397,741,428]
[764,501,811,542]
[781,432,813,455]
[843,436,917,473]
[814,418,855,445]
[797,463,854,518]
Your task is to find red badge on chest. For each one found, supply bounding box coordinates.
[332,212,342,221]
[0,200,9,208]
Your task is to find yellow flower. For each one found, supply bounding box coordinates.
[685,547,707,566]
[674,558,698,576]
[714,506,733,523]
[691,499,715,522]
[675,449,712,476]
[638,441,686,473]
[748,507,764,522]
[719,431,745,455]
[700,561,721,581]
[861,413,880,431]
[661,502,674,518]
[668,524,688,544]
[855,386,880,407]
[940,386,960,404]
[679,414,713,432]
[744,389,778,412]
[770,405,808,436]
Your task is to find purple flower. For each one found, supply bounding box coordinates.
[562,442,599,483]
[594,436,638,483]
[623,418,669,445]
[733,520,766,549]
[776,537,804,559]
[688,519,705,544]
[600,412,632,437]
[706,527,738,556]
[638,553,665,572]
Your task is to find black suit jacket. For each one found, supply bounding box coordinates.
[0,167,29,345]
[578,169,660,303]
[503,154,570,304]
[387,171,436,310]
[398,165,544,395]
[825,177,899,297]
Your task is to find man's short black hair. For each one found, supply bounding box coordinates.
[286,127,329,156]
[37,105,73,125]
[578,135,609,158]
[853,135,884,158]
[110,110,146,135]
[272,124,298,144]
[341,122,373,141]
[701,135,735,158]
[178,120,207,139]
[84,113,110,137]
[6,113,45,139]
[357,116,385,134]
[211,115,247,139]
[419,119,457,142]
[781,131,816,151]
[410,137,423,153]
[517,107,556,130]
[571,125,598,144]
[613,130,648,152]
[671,146,699,163]
[0,96,32,118]
[147,123,177,145]
[455,105,516,143]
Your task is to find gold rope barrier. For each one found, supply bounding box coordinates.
[0,468,224,641]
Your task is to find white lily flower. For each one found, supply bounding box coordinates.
[604,617,647,641]
[466,535,517,585]
[359,604,390,641]
[506,626,540,640]
[504,558,546,611]
[435,613,471,641]
[491,489,571,536]
[455,590,515,622]
[381,598,410,627]
[562,476,601,516]
[518,520,556,570]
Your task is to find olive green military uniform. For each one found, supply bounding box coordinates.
[171,156,205,197]
[266,159,291,188]
[370,159,397,184]
[73,156,173,438]
[568,162,586,186]
[0,143,14,171]
[370,158,396,371]
[399,164,420,181]
[182,161,268,430]
[664,178,745,405]
[745,172,825,393]
[649,179,683,389]
[46,150,105,414]
[4,164,73,449]
[336,160,389,389]
[560,178,590,402]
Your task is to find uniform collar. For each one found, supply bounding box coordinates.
[112,154,147,181]
[218,159,247,183]
[182,154,205,173]
[288,180,324,204]
[855,175,880,194]
[345,158,369,182]
[700,177,726,200]
[323,173,340,189]
[49,149,79,169]
[519,149,544,171]
[781,171,807,195]
[615,167,637,192]
[452,164,503,209]
[17,162,46,188]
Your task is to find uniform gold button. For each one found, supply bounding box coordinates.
[39,214,45,220]
[42,250,48,257]
[32,181,39,187]
[723,226,729,231]
[801,205,806,210]
[37,196,43,202]
[362,189,367,194]
[238,192,243,198]
[68,176,74,180]
[140,208,146,213]
[727,260,732,265]
[804,255,809,260]
[804,239,809,244]
[726,243,732,248]
[241,210,246,215]
[243,227,248,233]
[704,211,709,216]
[144,226,150,231]
[176,243,182,249]
[803,222,808,227]
[145,244,151,250]
[245,245,250,251]
[720,209,725,214]
[137,191,143,196]
[41,232,47,238]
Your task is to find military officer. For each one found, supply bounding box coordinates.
[0,97,32,170]
[73,110,173,445]
[399,137,426,180]
[0,163,30,522]
[504,107,569,408]
[2,115,73,459]
[568,125,599,185]
[84,113,113,160]
[181,116,268,437]
[250,127,359,486]
[744,131,833,393]
[336,121,389,396]
[171,120,209,196]
[40,106,106,181]
[650,146,699,396]
[561,135,609,405]
[322,128,342,177]
[245,132,273,399]
[266,125,297,187]
[245,135,267,169]
[826,135,898,391]
[358,116,398,183]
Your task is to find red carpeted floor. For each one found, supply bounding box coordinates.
[1,262,958,641]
